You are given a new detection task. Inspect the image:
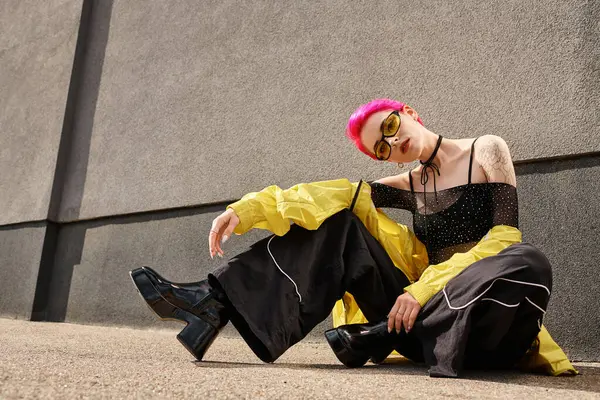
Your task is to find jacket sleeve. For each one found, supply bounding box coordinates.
[226,178,374,236]
[404,225,522,306]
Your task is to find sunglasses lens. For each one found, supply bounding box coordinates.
[375,142,391,160]
[383,113,400,136]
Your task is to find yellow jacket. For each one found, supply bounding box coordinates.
[227,178,577,376]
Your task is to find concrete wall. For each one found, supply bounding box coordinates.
[0,0,82,225]
[56,0,599,221]
[1,0,598,362]
[0,224,47,319]
[516,156,600,361]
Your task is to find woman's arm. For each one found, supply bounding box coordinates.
[370,172,416,210]
[209,176,423,259]
[226,178,372,236]
[209,178,370,258]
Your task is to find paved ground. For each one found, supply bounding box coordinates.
[1,318,598,399]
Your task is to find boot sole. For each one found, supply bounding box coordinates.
[324,329,370,368]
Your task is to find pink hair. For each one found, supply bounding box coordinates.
[346,98,424,160]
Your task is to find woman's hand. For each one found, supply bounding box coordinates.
[388,292,421,334]
[208,208,240,259]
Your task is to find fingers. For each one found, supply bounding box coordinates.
[217,226,232,257]
[223,209,239,244]
[208,226,218,259]
[388,293,422,334]
[394,303,406,334]
[387,297,401,333]
[209,216,226,259]
[215,222,225,257]
[208,209,240,259]
[407,306,419,333]
[221,221,236,249]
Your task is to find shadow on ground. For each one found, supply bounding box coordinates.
[195,358,600,394]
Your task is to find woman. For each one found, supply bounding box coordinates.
[130,99,576,377]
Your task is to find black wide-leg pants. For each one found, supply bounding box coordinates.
[209,209,552,377]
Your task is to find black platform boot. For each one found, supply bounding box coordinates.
[129,267,229,361]
[324,321,397,368]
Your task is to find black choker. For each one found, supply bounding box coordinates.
[419,135,443,199]
[420,135,443,168]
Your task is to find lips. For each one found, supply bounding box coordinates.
[400,138,410,154]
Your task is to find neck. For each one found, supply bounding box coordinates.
[418,131,459,169]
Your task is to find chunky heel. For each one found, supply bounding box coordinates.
[324,329,370,368]
[175,308,219,361]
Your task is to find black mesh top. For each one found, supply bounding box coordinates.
[368,138,519,265]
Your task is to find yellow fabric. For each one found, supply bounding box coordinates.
[405,225,523,306]
[227,178,577,376]
[517,326,579,376]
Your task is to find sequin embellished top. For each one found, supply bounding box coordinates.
[368,138,519,265]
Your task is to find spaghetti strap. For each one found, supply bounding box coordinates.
[408,170,415,193]
[468,137,480,185]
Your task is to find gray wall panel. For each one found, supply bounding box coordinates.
[0,1,82,225]
[517,156,600,361]
[61,0,599,221]
[0,225,46,319]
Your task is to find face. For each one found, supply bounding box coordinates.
[359,107,423,163]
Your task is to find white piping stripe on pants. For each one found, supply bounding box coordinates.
[442,277,550,311]
[481,298,520,308]
[443,278,550,330]
[267,235,303,303]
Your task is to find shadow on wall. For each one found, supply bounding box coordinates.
[515,153,600,176]
[48,0,114,223]
[30,0,114,321]
[41,203,225,322]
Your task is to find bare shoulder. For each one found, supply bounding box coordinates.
[372,171,412,191]
[476,135,511,152]
[475,135,513,165]
[474,135,516,186]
